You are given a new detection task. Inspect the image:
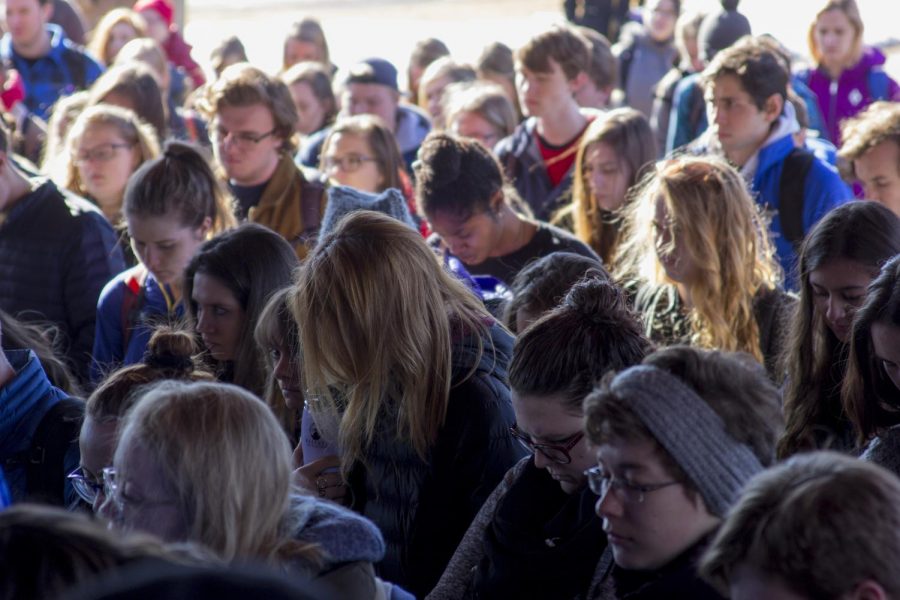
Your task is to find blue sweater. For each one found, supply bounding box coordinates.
[0,24,103,120]
[92,267,183,384]
[0,350,78,505]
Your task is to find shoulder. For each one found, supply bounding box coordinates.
[862,426,900,478]
[494,119,535,159]
[535,222,600,259]
[97,267,140,306]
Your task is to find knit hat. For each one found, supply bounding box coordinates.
[609,365,764,517]
[345,58,399,91]
[697,3,752,63]
[319,185,416,240]
[133,0,174,28]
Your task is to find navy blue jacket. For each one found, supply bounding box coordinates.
[0,178,126,382]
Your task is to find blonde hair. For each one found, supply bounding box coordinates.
[807,0,864,67]
[60,104,161,219]
[119,380,316,564]
[613,156,780,363]
[291,211,491,470]
[87,8,147,66]
[566,108,656,264]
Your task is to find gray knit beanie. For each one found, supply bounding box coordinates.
[318,185,416,241]
[697,2,752,63]
[609,365,764,517]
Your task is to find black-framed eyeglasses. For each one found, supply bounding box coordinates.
[510,425,584,464]
[584,465,680,504]
[67,466,104,504]
[212,127,277,148]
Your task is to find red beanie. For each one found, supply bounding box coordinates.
[133,0,174,28]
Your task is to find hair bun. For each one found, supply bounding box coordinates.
[416,133,463,188]
[144,326,197,373]
[564,275,630,327]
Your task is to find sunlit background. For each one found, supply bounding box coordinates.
[182,0,899,87]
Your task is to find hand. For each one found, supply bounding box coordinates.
[293,455,347,504]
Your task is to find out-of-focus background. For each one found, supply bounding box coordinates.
[174,0,898,84]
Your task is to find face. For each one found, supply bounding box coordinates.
[75,124,140,216]
[854,141,900,216]
[321,131,384,193]
[344,83,399,131]
[813,9,856,68]
[213,103,282,186]
[140,8,170,45]
[809,258,876,343]
[270,339,304,410]
[516,58,578,119]
[511,392,593,494]
[449,111,502,150]
[730,564,810,600]
[595,436,719,571]
[284,38,322,69]
[583,142,632,212]
[103,433,188,541]
[106,21,139,63]
[79,415,119,513]
[428,208,503,266]
[872,322,900,392]
[5,0,50,51]
[128,213,210,289]
[706,74,778,166]
[423,74,451,124]
[191,272,245,362]
[653,196,699,285]
[645,0,678,42]
[289,81,328,136]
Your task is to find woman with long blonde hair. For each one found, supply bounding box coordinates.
[291,210,523,598]
[614,155,792,377]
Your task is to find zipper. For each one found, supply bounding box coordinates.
[828,80,838,142]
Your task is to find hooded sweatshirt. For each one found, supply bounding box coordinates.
[614,21,678,119]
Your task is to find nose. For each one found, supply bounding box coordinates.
[595,485,623,519]
[826,295,846,322]
[195,309,213,334]
[532,449,552,471]
[142,246,159,271]
[273,352,294,382]
[97,491,117,523]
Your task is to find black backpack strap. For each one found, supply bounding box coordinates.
[779,147,816,251]
[61,47,87,90]
[23,398,85,505]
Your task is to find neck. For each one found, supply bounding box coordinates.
[15,29,51,60]
[0,167,34,212]
[230,155,280,188]
[536,103,586,146]
[0,350,16,389]
[491,206,534,257]
[821,58,847,80]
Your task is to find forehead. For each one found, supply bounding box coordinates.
[817,8,854,29]
[326,131,369,154]
[516,58,565,78]
[596,435,668,473]
[77,122,127,143]
[345,82,395,100]
[6,0,42,11]
[856,139,900,175]
[453,111,494,133]
[192,272,240,303]
[709,73,751,98]
[215,102,275,129]
[586,142,620,163]
[808,258,875,289]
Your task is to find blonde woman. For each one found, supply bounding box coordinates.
[60,104,160,227]
[614,155,793,378]
[291,210,524,598]
[558,107,656,265]
[87,8,147,67]
[101,380,393,597]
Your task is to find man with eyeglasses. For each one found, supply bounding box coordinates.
[0,116,124,385]
[200,62,325,259]
[581,346,782,600]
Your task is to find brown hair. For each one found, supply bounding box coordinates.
[577,26,617,92]
[87,8,148,66]
[88,63,167,142]
[443,82,517,142]
[807,0,864,67]
[839,101,900,178]
[319,114,405,192]
[701,35,789,110]
[516,24,591,80]
[701,451,900,598]
[282,18,331,71]
[199,63,300,155]
[279,61,338,130]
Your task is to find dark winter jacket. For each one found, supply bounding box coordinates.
[0,178,125,382]
[348,322,525,598]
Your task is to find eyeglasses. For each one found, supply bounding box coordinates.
[584,465,680,504]
[101,466,175,517]
[74,143,134,165]
[212,127,277,149]
[509,426,584,464]
[67,466,104,504]
[321,153,377,173]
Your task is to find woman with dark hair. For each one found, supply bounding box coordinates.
[88,63,168,143]
[779,201,900,457]
[91,142,235,383]
[279,62,337,138]
[417,132,598,287]
[842,256,900,475]
[292,211,523,597]
[430,276,651,599]
[184,223,299,404]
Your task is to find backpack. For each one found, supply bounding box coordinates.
[4,397,85,506]
[61,47,88,92]
[778,147,816,251]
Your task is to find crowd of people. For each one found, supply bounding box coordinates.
[1,0,900,597]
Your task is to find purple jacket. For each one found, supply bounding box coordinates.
[799,47,900,145]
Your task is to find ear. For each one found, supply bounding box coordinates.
[489,191,504,215]
[196,216,213,239]
[569,71,590,95]
[41,1,54,22]
[762,93,784,124]
[847,580,889,600]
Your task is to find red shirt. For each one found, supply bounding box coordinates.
[534,118,593,187]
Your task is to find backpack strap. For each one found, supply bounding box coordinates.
[867,69,890,101]
[119,268,147,356]
[14,398,85,505]
[295,176,326,250]
[61,47,87,91]
[779,147,816,251]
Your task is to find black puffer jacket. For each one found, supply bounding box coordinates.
[0,179,125,381]
[348,321,526,598]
